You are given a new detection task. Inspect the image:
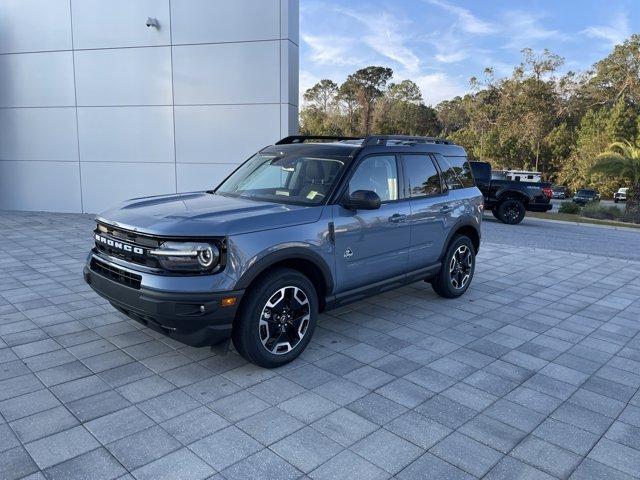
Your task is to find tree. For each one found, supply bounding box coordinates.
[558,108,617,195]
[584,34,640,107]
[337,80,360,136]
[496,49,565,171]
[344,66,393,134]
[373,80,440,136]
[606,97,638,141]
[300,80,342,135]
[303,79,338,113]
[591,140,640,221]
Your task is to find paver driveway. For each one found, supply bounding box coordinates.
[1,210,639,480]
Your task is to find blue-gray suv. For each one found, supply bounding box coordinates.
[84,135,483,367]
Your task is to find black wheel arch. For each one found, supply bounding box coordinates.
[495,189,529,205]
[235,247,333,312]
[439,220,481,261]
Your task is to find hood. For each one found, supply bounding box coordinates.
[97,192,323,237]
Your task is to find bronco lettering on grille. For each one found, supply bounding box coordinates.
[95,234,144,255]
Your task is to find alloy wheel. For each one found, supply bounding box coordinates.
[504,204,520,222]
[258,286,310,355]
[449,245,473,289]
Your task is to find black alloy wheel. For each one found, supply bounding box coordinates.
[259,286,310,355]
[232,268,318,368]
[497,199,526,224]
[431,235,476,298]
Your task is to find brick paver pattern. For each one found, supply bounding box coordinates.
[1,211,639,480]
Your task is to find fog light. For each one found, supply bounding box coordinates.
[221,297,237,307]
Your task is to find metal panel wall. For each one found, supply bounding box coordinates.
[0,0,299,213]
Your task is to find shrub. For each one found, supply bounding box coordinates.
[621,209,640,224]
[558,202,580,214]
[581,202,623,220]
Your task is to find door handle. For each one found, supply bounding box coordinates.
[440,205,454,214]
[388,213,407,223]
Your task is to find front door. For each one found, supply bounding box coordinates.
[332,154,411,292]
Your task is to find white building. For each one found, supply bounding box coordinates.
[0,0,299,213]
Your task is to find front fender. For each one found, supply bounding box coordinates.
[233,244,334,293]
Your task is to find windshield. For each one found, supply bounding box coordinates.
[577,189,595,195]
[216,153,347,205]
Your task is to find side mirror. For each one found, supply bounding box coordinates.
[343,190,381,210]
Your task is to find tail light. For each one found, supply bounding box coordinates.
[542,187,553,199]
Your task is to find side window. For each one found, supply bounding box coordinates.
[348,155,398,202]
[436,154,474,189]
[403,155,441,197]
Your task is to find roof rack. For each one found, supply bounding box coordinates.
[362,135,452,146]
[275,135,363,144]
[275,135,452,146]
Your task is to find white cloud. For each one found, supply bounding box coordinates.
[427,0,495,35]
[302,34,362,67]
[412,72,469,106]
[502,11,566,49]
[338,9,421,73]
[435,51,469,63]
[299,70,321,105]
[582,12,630,48]
[423,27,470,65]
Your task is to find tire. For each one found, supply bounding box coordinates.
[431,235,476,298]
[496,199,526,224]
[614,199,619,203]
[232,268,318,368]
[491,208,501,220]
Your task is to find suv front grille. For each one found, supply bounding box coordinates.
[91,258,142,289]
[94,223,161,268]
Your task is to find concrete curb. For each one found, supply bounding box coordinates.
[523,215,640,232]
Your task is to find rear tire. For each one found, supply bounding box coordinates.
[614,199,619,203]
[496,199,526,224]
[232,268,318,368]
[431,235,476,298]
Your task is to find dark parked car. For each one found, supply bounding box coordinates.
[573,189,600,205]
[470,161,553,224]
[552,186,568,199]
[84,135,483,367]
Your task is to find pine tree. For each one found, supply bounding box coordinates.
[606,98,638,141]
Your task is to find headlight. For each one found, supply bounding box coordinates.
[149,242,220,272]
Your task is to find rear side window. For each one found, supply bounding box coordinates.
[436,154,474,189]
[403,155,442,197]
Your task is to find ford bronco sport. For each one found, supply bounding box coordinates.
[84,135,483,368]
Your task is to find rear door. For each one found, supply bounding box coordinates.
[402,154,450,271]
[332,154,411,292]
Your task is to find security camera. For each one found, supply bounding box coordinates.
[146,17,159,28]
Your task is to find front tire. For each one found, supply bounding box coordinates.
[431,236,476,298]
[232,268,318,368]
[496,199,526,224]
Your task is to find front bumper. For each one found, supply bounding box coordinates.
[83,259,243,347]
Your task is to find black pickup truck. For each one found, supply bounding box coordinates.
[471,161,553,224]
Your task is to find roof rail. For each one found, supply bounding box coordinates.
[275,134,454,147]
[362,135,452,146]
[275,135,363,144]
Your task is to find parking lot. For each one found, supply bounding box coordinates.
[1,210,639,480]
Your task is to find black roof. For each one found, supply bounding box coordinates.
[270,135,467,157]
[276,134,454,146]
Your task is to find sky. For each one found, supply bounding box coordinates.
[299,0,640,106]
